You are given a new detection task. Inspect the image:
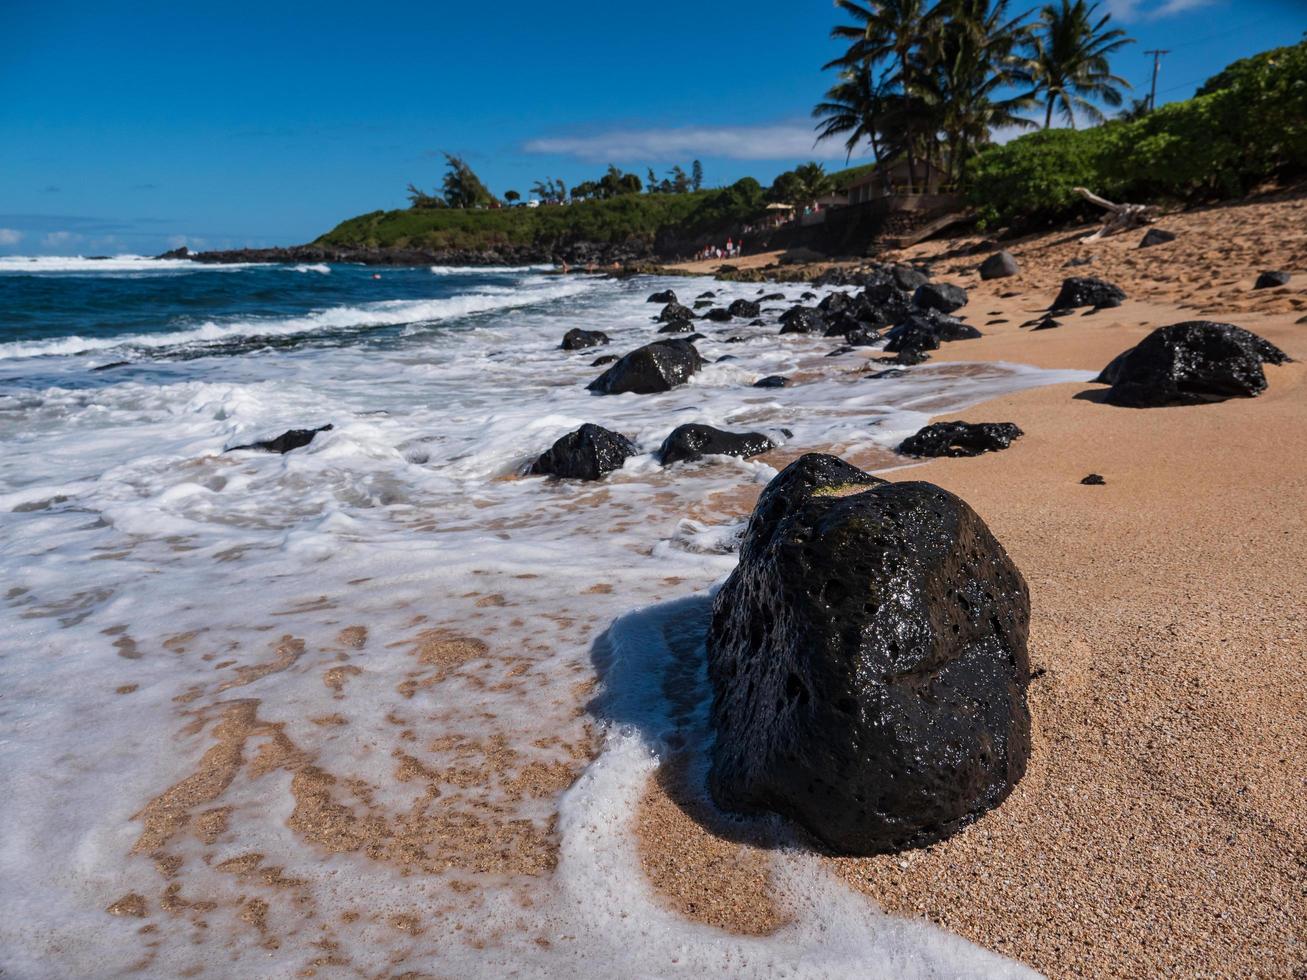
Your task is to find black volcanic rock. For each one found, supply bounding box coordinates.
[753,375,789,388]
[822,312,866,338]
[891,264,931,291]
[728,298,761,318]
[878,349,931,366]
[587,339,704,395]
[656,424,775,465]
[1050,276,1125,310]
[1254,270,1290,289]
[898,421,1023,457]
[590,354,618,366]
[561,328,610,351]
[913,281,968,313]
[1138,228,1176,248]
[706,454,1030,855]
[883,311,981,354]
[657,320,696,334]
[760,292,786,302]
[530,424,637,480]
[979,251,1019,280]
[230,424,333,454]
[1081,474,1106,485]
[704,307,734,322]
[844,327,881,346]
[779,306,827,335]
[1095,321,1289,407]
[658,301,695,323]
[648,289,678,304]
[819,292,853,314]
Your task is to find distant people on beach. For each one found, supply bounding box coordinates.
[695,239,744,262]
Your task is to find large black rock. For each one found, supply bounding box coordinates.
[979,251,1019,280]
[822,311,866,338]
[819,292,854,314]
[656,423,775,465]
[561,328,610,351]
[1050,276,1126,310]
[728,298,761,318]
[647,289,678,304]
[587,339,704,395]
[913,281,968,313]
[1138,228,1176,248]
[779,306,828,335]
[530,423,637,480]
[230,424,332,454]
[898,421,1023,457]
[703,307,734,322]
[860,280,914,323]
[1095,321,1289,407]
[707,454,1031,855]
[1254,270,1290,290]
[658,301,696,323]
[890,264,931,291]
[883,311,981,353]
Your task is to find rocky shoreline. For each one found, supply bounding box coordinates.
[164,239,658,268]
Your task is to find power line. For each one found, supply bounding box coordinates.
[1143,49,1170,111]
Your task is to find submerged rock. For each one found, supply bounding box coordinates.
[587,339,704,395]
[658,301,695,323]
[1138,228,1176,248]
[1254,270,1290,290]
[898,421,1023,457]
[728,298,761,318]
[657,320,696,334]
[647,289,677,304]
[530,423,637,480]
[230,424,333,454]
[590,354,618,366]
[979,251,1019,280]
[1095,321,1289,407]
[707,453,1031,855]
[656,423,775,465]
[877,349,931,366]
[560,328,610,350]
[704,307,734,322]
[913,281,968,313]
[779,306,827,335]
[753,375,789,389]
[1050,276,1125,310]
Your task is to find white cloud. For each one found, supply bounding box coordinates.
[1103,0,1215,21]
[42,230,82,250]
[523,124,848,163]
[0,228,22,246]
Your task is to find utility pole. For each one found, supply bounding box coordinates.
[1144,49,1170,112]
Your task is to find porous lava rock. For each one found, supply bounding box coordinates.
[898,421,1023,457]
[230,424,333,454]
[979,251,1019,279]
[779,306,828,335]
[590,354,618,366]
[1050,276,1125,310]
[530,424,637,480]
[1081,474,1106,485]
[587,339,704,395]
[706,453,1031,854]
[728,298,761,318]
[656,424,775,465]
[658,301,695,324]
[913,281,968,313]
[1095,321,1289,407]
[657,320,696,334]
[561,328,610,350]
[704,307,734,322]
[883,312,981,353]
[647,289,677,304]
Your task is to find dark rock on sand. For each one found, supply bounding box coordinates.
[530,423,637,481]
[979,251,1019,280]
[822,312,866,338]
[883,311,980,353]
[898,421,1023,457]
[878,349,931,366]
[587,339,704,395]
[1051,276,1125,310]
[230,424,333,454]
[1081,474,1106,485]
[658,301,695,323]
[779,307,827,335]
[891,264,931,291]
[656,424,775,465]
[1254,270,1290,289]
[913,281,968,314]
[753,375,789,388]
[561,328,610,351]
[1095,321,1289,407]
[590,354,619,366]
[1139,228,1176,248]
[704,307,734,322]
[728,298,761,318]
[647,289,677,304]
[706,453,1030,855]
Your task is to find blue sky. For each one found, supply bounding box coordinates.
[2,0,1303,254]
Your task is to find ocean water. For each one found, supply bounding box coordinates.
[0,256,1083,977]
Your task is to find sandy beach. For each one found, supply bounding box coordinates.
[640,188,1307,977]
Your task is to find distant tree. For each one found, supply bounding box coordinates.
[646,167,660,192]
[1116,96,1151,121]
[441,153,497,208]
[769,162,833,209]
[571,180,598,200]
[691,159,704,191]
[504,189,521,203]
[1027,0,1133,128]
[531,178,567,204]
[668,165,691,193]
[405,182,445,209]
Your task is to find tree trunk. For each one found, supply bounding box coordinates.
[1044,96,1054,129]
[900,49,919,193]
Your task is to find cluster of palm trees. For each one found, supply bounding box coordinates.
[815,0,1133,191]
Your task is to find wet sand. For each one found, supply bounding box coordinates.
[638,188,1307,977]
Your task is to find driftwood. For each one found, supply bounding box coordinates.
[1074,187,1157,242]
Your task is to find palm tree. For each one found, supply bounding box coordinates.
[828,0,943,191]
[1027,0,1133,129]
[1116,96,1151,121]
[922,0,1038,182]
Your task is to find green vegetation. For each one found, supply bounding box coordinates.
[967,40,1307,229]
[1027,0,1133,129]
[768,162,835,209]
[316,178,767,252]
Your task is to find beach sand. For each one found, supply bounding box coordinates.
[638,189,1307,977]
